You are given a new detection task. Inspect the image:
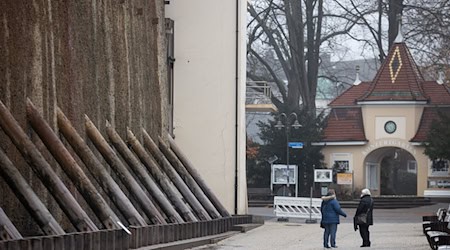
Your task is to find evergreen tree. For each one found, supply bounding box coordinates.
[424,110,450,162]
[257,108,325,196]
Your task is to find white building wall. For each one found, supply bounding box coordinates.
[165,0,247,214]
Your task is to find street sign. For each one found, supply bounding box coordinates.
[288,142,304,148]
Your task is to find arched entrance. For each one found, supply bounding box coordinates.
[364,147,417,195]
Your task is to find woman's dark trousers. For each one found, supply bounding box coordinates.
[359,224,370,246]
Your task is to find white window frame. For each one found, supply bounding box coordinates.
[366,162,379,190]
[331,153,353,173]
[429,159,450,177]
[407,160,417,174]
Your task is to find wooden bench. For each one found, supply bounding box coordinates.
[435,235,450,250]
[430,228,450,250]
[424,208,448,235]
[423,205,450,250]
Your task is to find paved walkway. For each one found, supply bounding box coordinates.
[189,203,448,250]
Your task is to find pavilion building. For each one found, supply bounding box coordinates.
[316,36,450,197]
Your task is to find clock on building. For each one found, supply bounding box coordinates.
[384,121,397,134]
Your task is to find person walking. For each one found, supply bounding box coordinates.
[320,189,347,249]
[354,188,374,247]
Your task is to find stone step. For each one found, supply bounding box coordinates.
[134,231,239,250]
[231,223,264,233]
[133,223,264,250]
[249,196,435,209]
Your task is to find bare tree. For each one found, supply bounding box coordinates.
[248,0,450,117]
[247,0,369,115]
[403,1,450,79]
[339,0,450,73]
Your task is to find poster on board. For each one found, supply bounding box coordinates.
[337,173,353,185]
[272,164,297,184]
[314,169,332,183]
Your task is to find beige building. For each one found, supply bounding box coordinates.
[165,0,248,214]
[317,39,450,198]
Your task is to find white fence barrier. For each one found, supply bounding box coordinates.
[274,196,322,219]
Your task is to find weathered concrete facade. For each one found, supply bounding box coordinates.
[0,0,168,235]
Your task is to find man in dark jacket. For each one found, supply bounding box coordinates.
[355,188,374,247]
[321,189,347,248]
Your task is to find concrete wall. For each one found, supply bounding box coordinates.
[165,0,248,214]
[0,0,167,235]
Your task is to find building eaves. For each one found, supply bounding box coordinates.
[410,107,450,143]
[321,107,367,142]
[328,82,370,107]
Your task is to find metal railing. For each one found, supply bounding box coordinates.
[246,81,273,105]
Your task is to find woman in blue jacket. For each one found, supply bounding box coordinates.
[321,189,347,248]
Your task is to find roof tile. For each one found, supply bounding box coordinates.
[410,107,450,142]
[322,108,367,142]
[324,41,450,143]
[329,82,370,107]
[358,43,427,102]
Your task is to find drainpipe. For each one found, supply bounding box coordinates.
[234,0,239,215]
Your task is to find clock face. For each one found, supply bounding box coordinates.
[384,121,397,134]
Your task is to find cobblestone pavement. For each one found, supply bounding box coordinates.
[189,203,448,250]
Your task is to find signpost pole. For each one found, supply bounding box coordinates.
[295,166,298,197]
[285,128,290,196]
[305,186,316,223]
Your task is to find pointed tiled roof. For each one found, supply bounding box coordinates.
[357,42,428,102]
[322,108,367,142]
[328,82,370,107]
[321,40,450,143]
[422,81,450,105]
[411,107,450,142]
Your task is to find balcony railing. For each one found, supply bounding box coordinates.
[246,81,277,112]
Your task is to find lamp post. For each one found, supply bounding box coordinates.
[275,112,301,196]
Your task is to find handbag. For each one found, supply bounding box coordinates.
[356,213,368,225]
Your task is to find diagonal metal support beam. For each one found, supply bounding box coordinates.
[56,108,147,227]
[0,100,97,232]
[26,99,120,230]
[85,116,166,225]
[0,149,64,236]
[106,123,184,223]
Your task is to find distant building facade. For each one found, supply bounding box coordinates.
[317,40,450,197]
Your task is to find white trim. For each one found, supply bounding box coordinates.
[331,153,353,173]
[411,142,424,146]
[312,141,367,146]
[424,190,450,198]
[366,162,379,190]
[329,105,362,108]
[407,160,417,174]
[314,169,333,182]
[357,101,427,105]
